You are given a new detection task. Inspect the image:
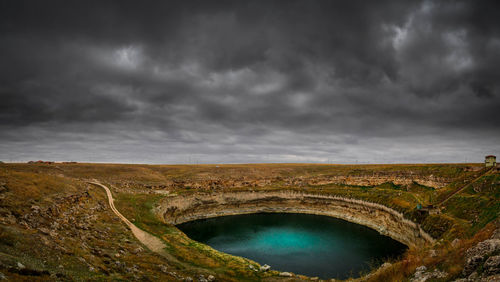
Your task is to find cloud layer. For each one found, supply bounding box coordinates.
[1,0,499,163]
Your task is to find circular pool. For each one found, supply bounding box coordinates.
[177,213,407,279]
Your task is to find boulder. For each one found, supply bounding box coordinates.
[260,264,271,272]
[131,247,144,254]
[159,265,168,273]
[279,272,293,277]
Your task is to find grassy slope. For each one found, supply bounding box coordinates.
[0,162,498,281]
[0,165,199,281]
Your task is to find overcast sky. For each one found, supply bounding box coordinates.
[1,0,499,164]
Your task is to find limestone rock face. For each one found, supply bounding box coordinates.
[116,168,454,193]
[308,174,450,189]
[466,239,500,259]
[457,223,500,282]
[156,191,434,248]
[463,239,500,276]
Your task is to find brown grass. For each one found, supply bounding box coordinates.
[0,162,497,281]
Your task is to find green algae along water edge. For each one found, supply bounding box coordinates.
[177,213,407,280]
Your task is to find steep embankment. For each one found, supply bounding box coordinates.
[156,191,434,248]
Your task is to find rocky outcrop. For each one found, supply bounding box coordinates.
[113,170,452,192]
[462,239,500,276]
[155,191,434,247]
[410,265,448,282]
[307,174,449,189]
[454,220,500,282]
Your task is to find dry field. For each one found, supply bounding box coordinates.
[0,162,498,281]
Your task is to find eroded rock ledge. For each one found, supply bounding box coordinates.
[155,191,434,248]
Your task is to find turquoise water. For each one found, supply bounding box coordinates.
[177,213,407,279]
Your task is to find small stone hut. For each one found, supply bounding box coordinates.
[485,155,496,167]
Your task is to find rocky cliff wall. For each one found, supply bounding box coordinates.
[307,174,449,189]
[155,191,434,248]
[116,171,452,190]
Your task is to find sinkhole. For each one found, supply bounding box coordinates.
[177,213,407,280]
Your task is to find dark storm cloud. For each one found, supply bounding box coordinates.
[1,0,499,163]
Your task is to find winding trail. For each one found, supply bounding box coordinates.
[88,181,166,253]
[88,180,214,276]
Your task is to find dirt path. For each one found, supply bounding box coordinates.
[88,180,213,276]
[437,167,493,206]
[88,181,166,253]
